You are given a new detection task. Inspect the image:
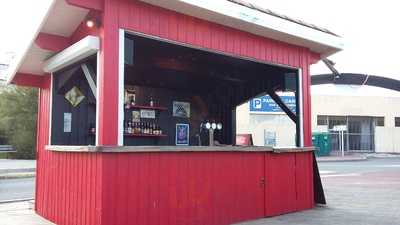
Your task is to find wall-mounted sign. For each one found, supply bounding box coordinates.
[140,109,155,119]
[65,86,85,107]
[332,125,347,131]
[176,124,189,145]
[249,95,296,113]
[173,101,190,118]
[63,113,72,133]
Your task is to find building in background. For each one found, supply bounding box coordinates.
[237,84,400,154]
[236,92,296,147]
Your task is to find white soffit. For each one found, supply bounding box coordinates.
[19,44,54,75]
[140,0,344,57]
[6,0,89,83]
[44,35,100,73]
[41,0,89,37]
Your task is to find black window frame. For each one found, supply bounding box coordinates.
[376,117,385,127]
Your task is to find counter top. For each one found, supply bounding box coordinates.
[46,145,314,153]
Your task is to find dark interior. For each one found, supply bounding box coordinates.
[49,33,299,146]
[51,56,97,145]
[124,33,299,146]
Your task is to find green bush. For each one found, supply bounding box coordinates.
[0,85,38,159]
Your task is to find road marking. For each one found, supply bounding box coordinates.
[321,173,360,178]
[319,170,336,174]
[374,165,400,168]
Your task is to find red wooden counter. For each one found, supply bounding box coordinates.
[37,146,314,225]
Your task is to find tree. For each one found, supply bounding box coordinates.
[0,85,38,159]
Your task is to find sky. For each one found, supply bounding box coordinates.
[1,0,400,80]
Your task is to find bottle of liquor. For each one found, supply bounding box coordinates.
[149,123,153,134]
[158,125,162,135]
[132,122,136,134]
[140,122,144,134]
[124,120,128,134]
[89,123,96,135]
[149,96,154,107]
[127,121,132,134]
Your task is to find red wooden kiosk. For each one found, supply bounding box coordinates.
[5,0,343,224]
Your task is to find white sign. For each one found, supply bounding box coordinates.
[140,109,155,119]
[63,113,72,133]
[332,125,347,131]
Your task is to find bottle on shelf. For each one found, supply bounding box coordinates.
[89,123,96,135]
[149,122,153,135]
[140,122,144,134]
[124,120,128,134]
[132,122,136,134]
[127,121,132,134]
[149,96,154,107]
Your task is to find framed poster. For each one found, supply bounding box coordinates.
[173,101,190,118]
[176,124,189,145]
[132,110,141,122]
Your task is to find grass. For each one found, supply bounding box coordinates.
[0,152,11,159]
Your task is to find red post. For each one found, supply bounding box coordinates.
[97,0,119,145]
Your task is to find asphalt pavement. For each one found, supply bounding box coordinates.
[236,157,400,225]
[0,178,35,202]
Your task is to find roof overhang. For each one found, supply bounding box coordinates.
[5,0,344,85]
[44,35,99,73]
[140,0,344,57]
[5,0,89,84]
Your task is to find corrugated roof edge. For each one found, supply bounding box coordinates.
[228,0,339,37]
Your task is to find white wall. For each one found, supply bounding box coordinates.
[311,94,400,153]
[236,102,296,146]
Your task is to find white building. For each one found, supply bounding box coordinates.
[236,84,400,154]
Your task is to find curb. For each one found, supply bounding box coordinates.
[0,198,34,204]
[317,157,367,162]
[0,168,36,174]
[0,172,36,180]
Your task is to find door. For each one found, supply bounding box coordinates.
[264,153,296,217]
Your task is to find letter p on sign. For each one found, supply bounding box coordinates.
[253,98,262,109]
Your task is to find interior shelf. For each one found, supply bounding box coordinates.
[125,105,167,111]
[124,133,167,137]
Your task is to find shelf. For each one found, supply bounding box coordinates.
[124,133,167,138]
[125,105,167,111]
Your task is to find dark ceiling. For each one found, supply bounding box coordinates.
[124,33,295,94]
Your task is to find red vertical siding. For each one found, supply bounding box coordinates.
[295,152,314,211]
[100,152,264,225]
[97,0,120,145]
[264,153,297,216]
[35,77,102,225]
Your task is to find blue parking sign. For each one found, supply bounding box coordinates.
[249,95,296,113]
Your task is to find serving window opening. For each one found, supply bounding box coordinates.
[50,55,97,146]
[122,33,301,147]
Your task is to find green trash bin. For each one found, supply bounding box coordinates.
[312,132,332,156]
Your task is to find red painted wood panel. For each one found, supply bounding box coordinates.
[295,152,314,210]
[99,152,264,225]
[265,153,297,217]
[35,77,102,225]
